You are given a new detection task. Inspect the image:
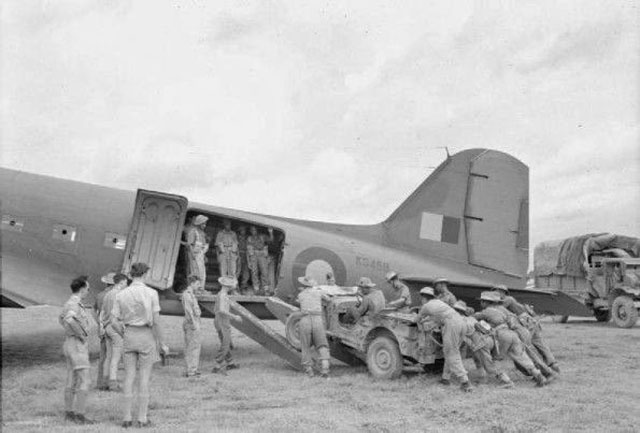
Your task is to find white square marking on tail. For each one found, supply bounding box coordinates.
[419,212,443,241]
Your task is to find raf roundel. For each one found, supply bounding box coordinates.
[292,247,347,288]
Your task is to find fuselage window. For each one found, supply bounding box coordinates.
[1,215,24,232]
[104,232,127,250]
[52,224,77,242]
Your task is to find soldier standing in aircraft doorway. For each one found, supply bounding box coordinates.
[247,226,273,295]
[215,219,238,280]
[185,215,209,292]
[236,225,251,293]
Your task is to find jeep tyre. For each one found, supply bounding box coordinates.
[611,296,639,328]
[366,336,403,379]
[285,314,302,350]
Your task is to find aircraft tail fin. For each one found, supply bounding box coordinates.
[383,149,529,278]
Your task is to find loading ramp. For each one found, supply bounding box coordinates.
[197,294,303,371]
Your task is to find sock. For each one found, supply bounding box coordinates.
[75,390,88,415]
[64,388,74,412]
[122,394,134,422]
[137,394,150,423]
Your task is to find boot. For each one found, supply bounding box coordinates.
[73,414,96,425]
[533,372,546,387]
[460,381,473,393]
[497,372,514,388]
[550,363,560,373]
[439,378,451,386]
[304,367,315,378]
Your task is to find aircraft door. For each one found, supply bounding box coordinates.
[122,190,188,290]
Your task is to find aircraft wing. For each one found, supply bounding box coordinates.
[401,276,593,317]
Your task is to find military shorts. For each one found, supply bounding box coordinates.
[124,326,159,366]
[105,324,124,349]
[63,337,90,371]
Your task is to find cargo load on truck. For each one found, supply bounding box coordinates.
[534,233,640,328]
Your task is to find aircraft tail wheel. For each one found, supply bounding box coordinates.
[611,296,639,328]
[285,314,302,350]
[366,336,403,380]
[552,315,569,324]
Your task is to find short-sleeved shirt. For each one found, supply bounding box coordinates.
[474,306,509,327]
[100,287,121,325]
[437,288,457,307]
[502,296,527,316]
[247,234,268,254]
[60,294,90,338]
[388,281,412,308]
[182,287,201,325]
[113,281,160,327]
[95,287,111,316]
[357,290,386,316]
[238,234,248,252]
[416,299,457,325]
[215,230,238,252]
[297,287,325,314]
[186,226,208,250]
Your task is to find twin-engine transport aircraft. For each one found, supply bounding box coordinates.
[0,148,584,318]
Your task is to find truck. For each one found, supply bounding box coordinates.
[271,292,444,379]
[533,233,640,328]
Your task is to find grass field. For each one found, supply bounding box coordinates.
[2,306,639,433]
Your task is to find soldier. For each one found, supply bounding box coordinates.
[215,219,238,279]
[182,275,202,377]
[59,276,95,424]
[212,277,243,374]
[415,287,473,392]
[246,226,272,295]
[452,300,514,388]
[433,277,457,307]
[185,215,210,291]
[236,225,251,293]
[385,271,412,311]
[100,273,129,391]
[112,262,169,428]
[266,230,282,292]
[349,277,386,322]
[474,291,547,387]
[295,276,331,378]
[95,272,115,391]
[493,285,559,373]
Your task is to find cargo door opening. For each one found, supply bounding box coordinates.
[174,211,286,294]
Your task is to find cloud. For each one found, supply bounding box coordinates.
[1,0,638,251]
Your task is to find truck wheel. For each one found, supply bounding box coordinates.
[285,314,302,350]
[593,309,610,322]
[366,336,403,379]
[611,296,639,328]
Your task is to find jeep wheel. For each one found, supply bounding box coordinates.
[611,296,639,328]
[285,314,302,350]
[593,309,610,323]
[366,336,403,379]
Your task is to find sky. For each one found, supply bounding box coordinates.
[1,0,639,255]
